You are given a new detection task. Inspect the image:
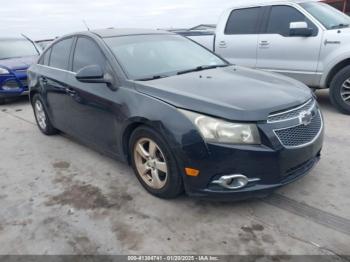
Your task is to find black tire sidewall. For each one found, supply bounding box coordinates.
[330,66,350,115]
[129,126,183,199]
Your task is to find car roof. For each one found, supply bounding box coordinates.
[90,28,173,38]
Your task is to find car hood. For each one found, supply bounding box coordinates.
[0,56,37,71]
[134,66,313,121]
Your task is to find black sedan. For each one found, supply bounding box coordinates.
[28,29,324,200]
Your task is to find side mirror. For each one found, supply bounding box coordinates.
[289,22,313,37]
[76,65,111,84]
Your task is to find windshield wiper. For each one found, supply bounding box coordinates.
[177,64,229,75]
[135,75,170,81]
[331,23,349,29]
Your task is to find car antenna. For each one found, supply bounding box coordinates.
[21,33,41,54]
[82,20,90,31]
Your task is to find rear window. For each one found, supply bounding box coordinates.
[38,49,51,66]
[225,7,261,35]
[49,38,73,70]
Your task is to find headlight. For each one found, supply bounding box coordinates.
[180,109,261,145]
[0,68,9,75]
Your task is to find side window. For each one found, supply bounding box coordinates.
[39,49,51,65]
[225,7,261,35]
[49,38,73,70]
[266,6,317,36]
[73,37,106,73]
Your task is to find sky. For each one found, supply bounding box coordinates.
[0,0,263,40]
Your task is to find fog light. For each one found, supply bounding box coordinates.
[212,174,260,190]
[2,80,20,91]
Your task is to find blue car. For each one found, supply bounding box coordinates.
[0,38,39,104]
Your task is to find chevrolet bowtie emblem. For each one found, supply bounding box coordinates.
[299,111,313,126]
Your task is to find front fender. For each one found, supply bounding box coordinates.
[117,88,209,170]
[320,50,350,87]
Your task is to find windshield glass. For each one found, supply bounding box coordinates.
[0,39,38,60]
[104,34,227,80]
[301,2,350,29]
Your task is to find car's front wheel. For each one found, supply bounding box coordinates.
[32,94,58,135]
[129,126,183,199]
[330,66,350,115]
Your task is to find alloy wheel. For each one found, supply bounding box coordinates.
[133,138,168,189]
[341,78,350,105]
[34,100,47,130]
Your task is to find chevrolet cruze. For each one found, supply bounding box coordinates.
[28,29,324,200]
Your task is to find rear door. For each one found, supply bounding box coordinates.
[215,7,263,67]
[41,37,75,131]
[256,5,322,86]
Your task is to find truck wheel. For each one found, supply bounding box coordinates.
[329,65,350,115]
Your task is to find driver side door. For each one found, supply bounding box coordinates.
[64,36,120,155]
[256,5,323,86]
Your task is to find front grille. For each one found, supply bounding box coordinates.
[274,110,322,148]
[20,79,28,87]
[268,99,315,123]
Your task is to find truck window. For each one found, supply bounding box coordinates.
[225,7,261,35]
[266,5,317,36]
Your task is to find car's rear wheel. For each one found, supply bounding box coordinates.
[129,126,183,199]
[32,94,58,135]
[330,66,350,115]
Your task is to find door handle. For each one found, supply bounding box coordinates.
[40,76,48,86]
[259,41,270,47]
[65,87,76,96]
[218,41,227,48]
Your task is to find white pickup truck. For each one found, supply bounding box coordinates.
[189,0,350,114]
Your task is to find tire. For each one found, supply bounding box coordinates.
[0,97,6,105]
[329,65,350,115]
[32,94,58,135]
[129,126,183,199]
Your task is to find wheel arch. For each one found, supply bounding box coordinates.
[29,90,38,104]
[122,121,144,164]
[325,58,350,88]
[122,120,163,165]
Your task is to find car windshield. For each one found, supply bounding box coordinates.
[0,39,38,60]
[104,34,228,80]
[301,2,350,29]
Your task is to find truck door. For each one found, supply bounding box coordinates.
[215,7,263,68]
[256,5,323,86]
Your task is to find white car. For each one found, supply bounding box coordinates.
[190,0,350,114]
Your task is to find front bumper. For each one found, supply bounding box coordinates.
[177,116,324,201]
[0,71,29,98]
